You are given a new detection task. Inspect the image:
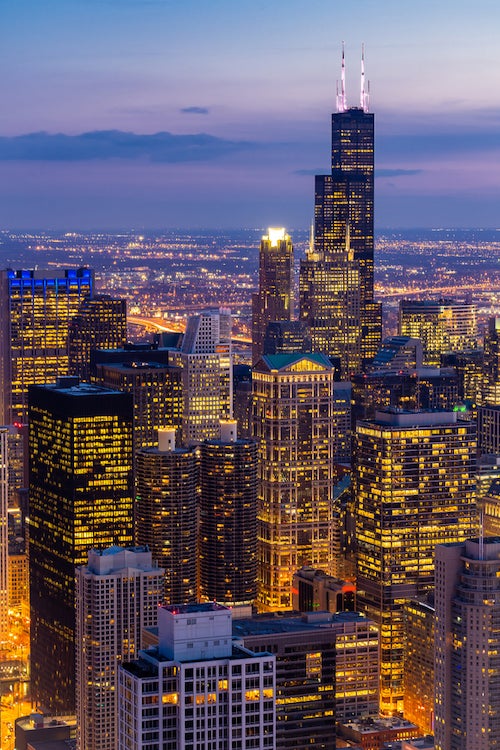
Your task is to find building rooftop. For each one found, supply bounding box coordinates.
[163,602,229,615]
[232,610,369,637]
[258,352,333,371]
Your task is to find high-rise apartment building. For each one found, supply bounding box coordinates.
[76,546,164,750]
[199,421,257,608]
[181,308,232,445]
[0,429,8,644]
[135,429,198,604]
[118,603,276,750]
[299,52,381,376]
[68,295,127,382]
[354,409,477,714]
[0,268,94,424]
[28,377,134,713]
[252,228,294,363]
[253,353,336,611]
[399,299,478,366]
[435,538,500,750]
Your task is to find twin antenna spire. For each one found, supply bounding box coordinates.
[336,42,369,113]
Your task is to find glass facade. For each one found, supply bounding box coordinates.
[354,411,477,714]
[28,380,134,713]
[299,107,381,376]
[0,268,94,424]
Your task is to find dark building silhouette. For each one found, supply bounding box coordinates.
[97,361,183,451]
[68,295,127,382]
[252,228,294,363]
[28,377,134,713]
[199,421,257,608]
[263,320,311,356]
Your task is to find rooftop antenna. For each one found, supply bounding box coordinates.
[309,221,314,254]
[337,42,347,112]
[360,43,369,112]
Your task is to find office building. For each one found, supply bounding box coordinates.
[262,320,311,357]
[435,538,500,750]
[15,714,76,750]
[403,598,435,735]
[399,300,478,366]
[76,546,164,750]
[477,402,500,456]
[118,603,276,750]
[338,716,420,748]
[233,364,252,438]
[441,348,484,409]
[351,367,460,424]
[291,567,356,613]
[354,409,477,714]
[28,377,134,713]
[68,295,127,382]
[199,421,257,608]
[135,429,198,604]
[253,353,336,611]
[91,341,176,376]
[0,267,93,424]
[0,429,8,644]
[483,316,500,403]
[98,360,183,450]
[233,611,336,750]
[181,308,232,445]
[299,51,381,376]
[252,228,294,363]
[370,335,423,371]
[333,380,352,464]
[235,609,379,741]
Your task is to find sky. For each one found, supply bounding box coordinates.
[0,0,499,230]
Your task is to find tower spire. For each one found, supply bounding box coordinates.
[360,43,369,112]
[336,42,347,112]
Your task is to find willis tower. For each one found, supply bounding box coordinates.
[300,46,381,377]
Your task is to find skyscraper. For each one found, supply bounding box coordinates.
[399,299,478,366]
[435,538,500,750]
[98,360,183,451]
[252,228,294,363]
[28,377,134,713]
[0,268,94,424]
[299,48,381,376]
[199,421,258,608]
[135,429,198,604]
[68,295,127,382]
[76,546,164,750]
[180,308,232,445]
[0,429,8,644]
[354,409,477,714]
[253,352,336,611]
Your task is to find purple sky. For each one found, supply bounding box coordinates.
[1,0,499,230]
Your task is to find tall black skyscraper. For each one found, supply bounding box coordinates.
[28,377,134,713]
[300,47,381,376]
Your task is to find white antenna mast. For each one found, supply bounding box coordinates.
[336,42,347,112]
[360,43,369,112]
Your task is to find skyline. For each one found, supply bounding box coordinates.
[1,0,500,230]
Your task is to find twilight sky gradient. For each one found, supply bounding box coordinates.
[1,0,499,230]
